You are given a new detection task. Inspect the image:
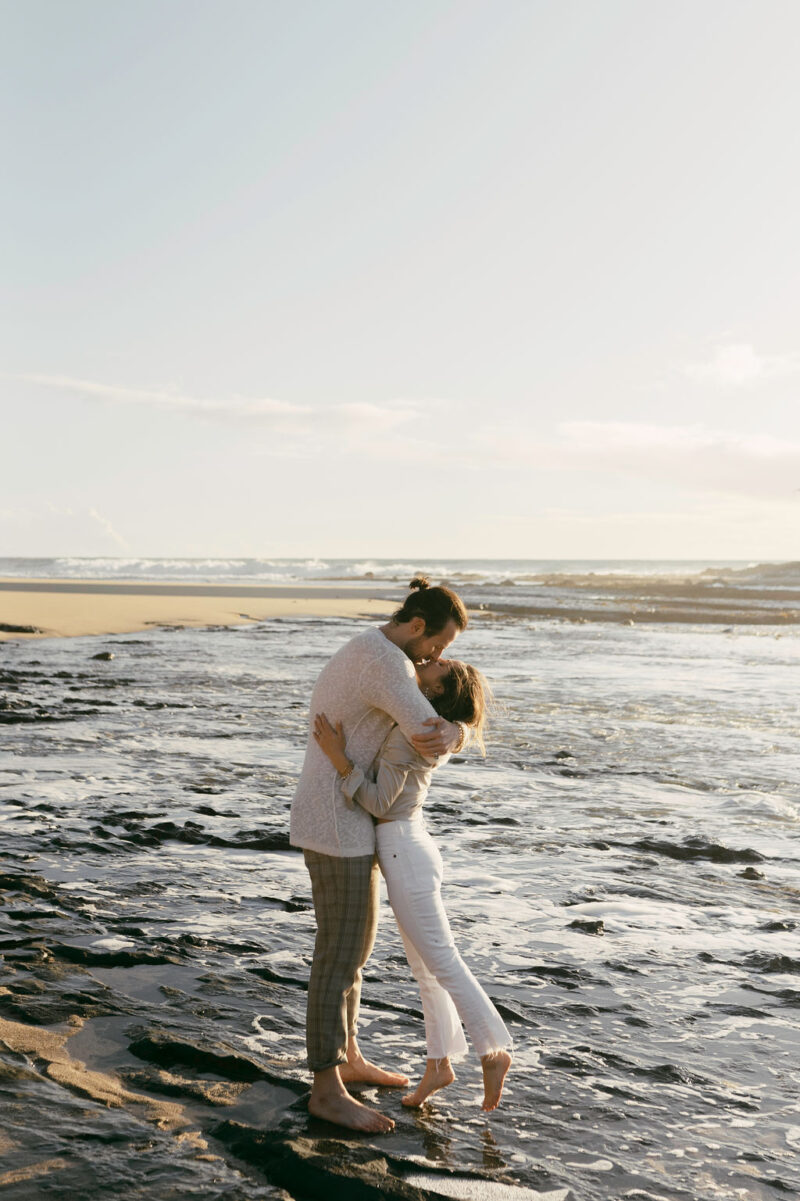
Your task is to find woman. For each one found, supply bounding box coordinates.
[313,657,512,1111]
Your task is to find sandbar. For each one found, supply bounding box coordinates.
[0,578,397,641]
[2,576,798,640]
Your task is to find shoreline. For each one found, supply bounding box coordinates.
[2,576,799,641]
[0,578,397,640]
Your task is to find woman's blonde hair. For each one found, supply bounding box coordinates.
[430,661,491,755]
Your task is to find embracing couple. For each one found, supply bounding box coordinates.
[289,578,512,1133]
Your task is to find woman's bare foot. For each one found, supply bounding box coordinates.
[339,1054,409,1088]
[480,1050,512,1111]
[308,1090,394,1133]
[401,1058,455,1107]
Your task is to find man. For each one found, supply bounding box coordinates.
[290,577,468,1133]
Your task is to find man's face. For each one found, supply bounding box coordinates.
[404,618,460,665]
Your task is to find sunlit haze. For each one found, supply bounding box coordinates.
[3,0,799,560]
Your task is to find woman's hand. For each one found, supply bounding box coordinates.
[313,713,352,776]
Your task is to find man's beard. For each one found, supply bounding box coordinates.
[403,634,431,664]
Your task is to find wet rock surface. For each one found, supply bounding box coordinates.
[2,619,800,1199]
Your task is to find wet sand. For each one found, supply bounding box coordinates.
[2,573,799,642]
[0,1013,186,1130]
[0,579,396,640]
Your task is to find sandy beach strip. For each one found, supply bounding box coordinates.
[0,578,398,640]
[2,576,798,640]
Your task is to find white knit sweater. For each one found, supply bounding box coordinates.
[289,627,438,857]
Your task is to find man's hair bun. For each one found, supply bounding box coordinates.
[392,575,467,635]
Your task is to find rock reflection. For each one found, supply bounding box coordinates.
[409,1107,454,1164]
[479,1127,506,1172]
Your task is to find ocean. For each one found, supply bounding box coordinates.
[1,560,799,1200]
[2,554,799,587]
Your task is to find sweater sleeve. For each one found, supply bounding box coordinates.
[358,644,438,744]
[341,729,422,818]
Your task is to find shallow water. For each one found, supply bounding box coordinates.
[1,614,799,1200]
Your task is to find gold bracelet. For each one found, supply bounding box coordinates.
[452,722,467,754]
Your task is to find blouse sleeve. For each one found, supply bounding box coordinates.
[341,728,422,818]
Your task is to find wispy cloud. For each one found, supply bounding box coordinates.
[86,507,130,551]
[14,372,423,435]
[45,503,130,551]
[16,373,309,420]
[683,343,800,387]
[13,373,799,503]
[467,420,800,500]
[1,503,131,555]
[557,421,795,461]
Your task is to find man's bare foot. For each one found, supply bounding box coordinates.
[401,1058,455,1107]
[308,1091,394,1133]
[481,1050,512,1111]
[339,1055,409,1088]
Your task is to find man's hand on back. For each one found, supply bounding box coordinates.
[410,716,460,759]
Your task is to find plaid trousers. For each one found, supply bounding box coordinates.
[303,849,380,1073]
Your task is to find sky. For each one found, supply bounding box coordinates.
[2,0,799,561]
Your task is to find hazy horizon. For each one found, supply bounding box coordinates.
[0,552,789,569]
[0,554,783,561]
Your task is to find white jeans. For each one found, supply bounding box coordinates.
[376,817,511,1061]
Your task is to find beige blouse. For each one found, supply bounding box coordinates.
[342,724,445,821]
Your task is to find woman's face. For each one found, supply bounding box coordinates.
[416,658,453,698]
